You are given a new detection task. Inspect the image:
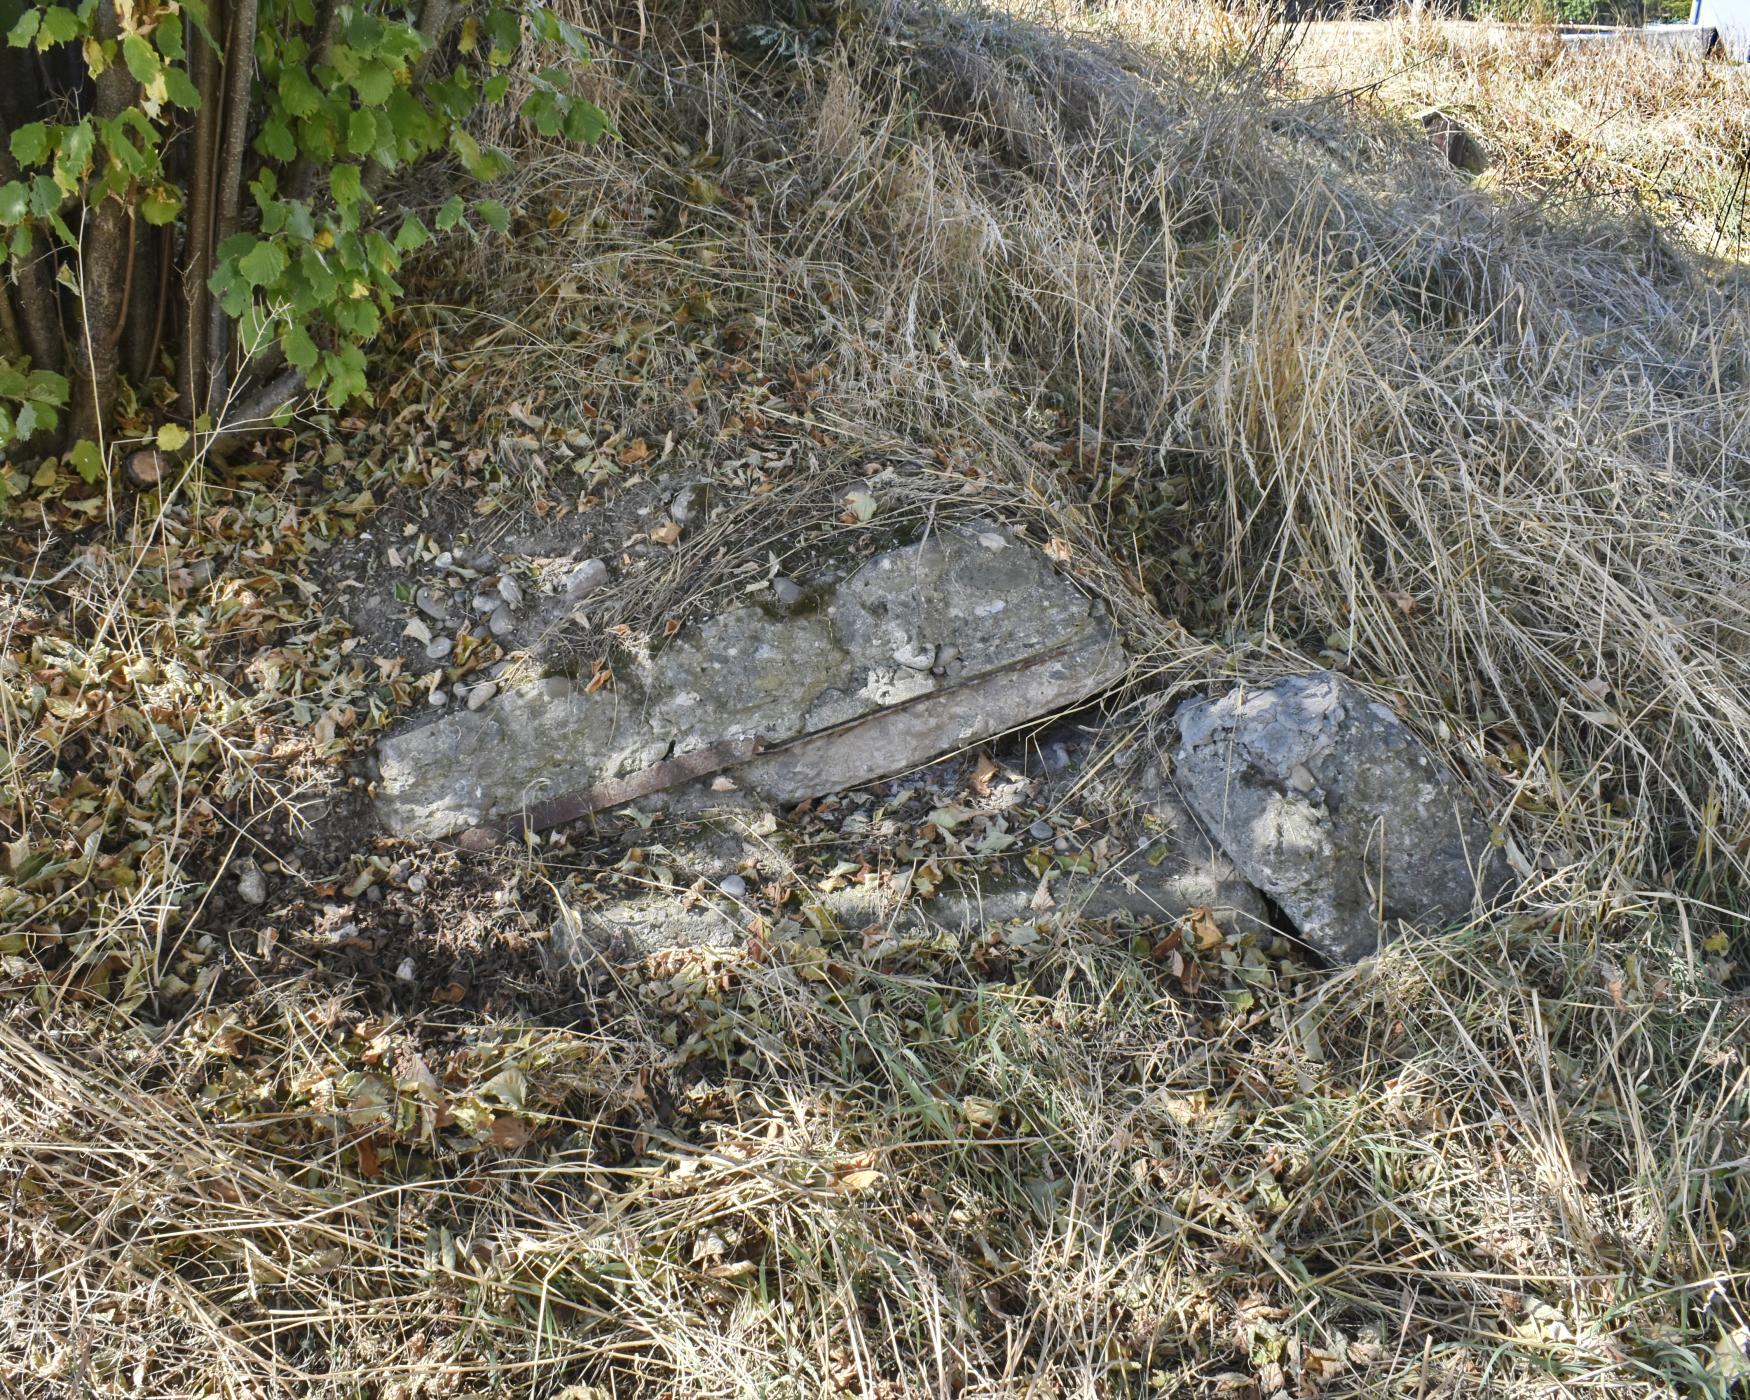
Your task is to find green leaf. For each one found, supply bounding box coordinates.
[7,9,41,48]
[282,321,320,372]
[393,215,429,253]
[520,90,561,137]
[157,423,191,451]
[352,60,395,105]
[157,13,185,61]
[346,107,377,156]
[279,65,322,118]
[67,439,104,483]
[38,5,80,46]
[562,99,612,145]
[24,370,68,404]
[142,186,182,225]
[237,238,289,287]
[9,122,50,167]
[121,33,161,84]
[329,162,363,213]
[164,65,200,109]
[52,119,95,195]
[259,115,296,162]
[434,194,465,231]
[474,199,509,235]
[0,181,26,225]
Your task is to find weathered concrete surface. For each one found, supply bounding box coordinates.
[1173,673,1506,964]
[374,529,1125,839]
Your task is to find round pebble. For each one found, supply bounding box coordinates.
[424,636,453,661]
[720,874,749,899]
[472,591,499,614]
[772,577,803,607]
[488,604,514,637]
[407,873,427,895]
[1029,819,1054,841]
[396,957,418,983]
[415,587,450,621]
[428,689,449,707]
[235,859,267,906]
[564,557,610,600]
[467,680,498,710]
[497,575,524,610]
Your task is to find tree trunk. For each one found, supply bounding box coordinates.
[177,3,224,423]
[205,0,261,415]
[66,0,135,446]
[0,149,64,377]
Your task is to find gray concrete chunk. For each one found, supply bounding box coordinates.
[1173,672,1507,963]
[374,529,1126,839]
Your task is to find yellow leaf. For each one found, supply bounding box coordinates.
[1702,932,1730,956]
[836,1168,884,1193]
[157,423,191,452]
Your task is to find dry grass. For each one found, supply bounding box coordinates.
[4,1,1750,1396]
[1290,13,1750,259]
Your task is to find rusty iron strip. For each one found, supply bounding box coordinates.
[451,631,1110,852]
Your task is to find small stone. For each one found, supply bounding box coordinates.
[428,689,448,707]
[720,874,749,898]
[396,957,418,983]
[563,557,610,600]
[772,577,804,607]
[893,642,937,671]
[497,575,524,610]
[1029,820,1054,841]
[235,858,268,906]
[489,604,514,637]
[1054,836,1070,853]
[670,481,714,526]
[470,551,498,573]
[431,550,454,570]
[472,591,499,614]
[425,637,453,661]
[415,587,450,621]
[407,873,427,894]
[467,681,497,710]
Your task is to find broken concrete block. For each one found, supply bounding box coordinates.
[1173,672,1506,964]
[373,528,1125,839]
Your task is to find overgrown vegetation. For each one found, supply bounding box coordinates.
[2,1,1748,1395]
[0,0,607,473]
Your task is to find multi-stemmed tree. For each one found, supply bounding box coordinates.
[0,0,607,482]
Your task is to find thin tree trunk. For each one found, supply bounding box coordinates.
[205,0,261,414]
[0,282,22,360]
[177,4,224,423]
[0,149,64,376]
[124,223,160,385]
[67,1,134,446]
